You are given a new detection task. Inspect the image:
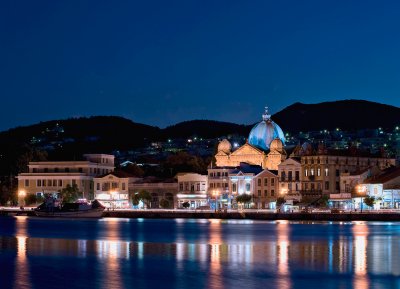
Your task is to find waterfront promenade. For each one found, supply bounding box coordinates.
[2,207,400,221]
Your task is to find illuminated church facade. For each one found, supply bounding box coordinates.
[215,107,287,171]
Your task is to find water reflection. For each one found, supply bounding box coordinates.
[14,216,30,289]
[2,217,400,289]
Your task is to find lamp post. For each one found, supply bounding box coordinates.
[212,190,219,212]
[18,190,26,208]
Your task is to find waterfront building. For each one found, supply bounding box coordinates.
[129,177,178,209]
[176,173,208,209]
[329,166,380,209]
[93,171,136,209]
[17,154,115,204]
[277,157,302,202]
[251,168,279,209]
[208,166,236,209]
[215,107,286,171]
[357,166,400,209]
[300,150,395,200]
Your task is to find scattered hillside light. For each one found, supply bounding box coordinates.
[396,126,399,130]
[187,139,192,143]
[233,142,239,148]
[336,128,340,131]
[194,137,197,140]
[168,139,171,143]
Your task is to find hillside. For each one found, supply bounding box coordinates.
[273,99,400,132]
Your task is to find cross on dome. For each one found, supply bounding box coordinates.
[262,106,271,121]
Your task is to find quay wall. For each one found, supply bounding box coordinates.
[2,209,400,221]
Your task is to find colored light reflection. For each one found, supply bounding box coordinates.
[352,223,369,289]
[14,216,31,289]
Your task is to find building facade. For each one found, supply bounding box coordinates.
[17,154,115,203]
[278,157,302,202]
[176,173,208,209]
[93,172,134,209]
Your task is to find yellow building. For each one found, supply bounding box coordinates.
[17,154,115,203]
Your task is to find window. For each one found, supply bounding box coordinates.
[52,180,57,187]
[257,179,261,186]
[325,181,329,190]
[271,189,275,196]
[305,169,308,177]
[258,190,261,197]
[58,180,62,187]
[224,183,228,188]
[44,168,48,173]
[325,168,329,177]
[97,183,100,190]
[24,180,29,187]
[72,180,76,186]
[281,171,286,181]
[32,168,37,173]
[179,183,183,191]
[196,183,200,191]
[122,183,126,190]
[288,171,292,181]
[65,168,70,173]
[317,168,321,176]
[37,180,42,187]
[232,183,237,192]
[264,178,268,186]
[191,184,194,191]
[295,171,300,181]
[310,168,315,176]
[185,183,189,191]
[47,180,51,186]
[112,182,118,189]
[245,183,250,192]
[311,183,315,190]
[336,181,340,190]
[271,178,275,186]
[264,189,268,196]
[78,168,83,173]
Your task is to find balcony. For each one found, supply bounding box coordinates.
[330,193,352,200]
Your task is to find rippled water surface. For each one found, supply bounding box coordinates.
[1,216,400,289]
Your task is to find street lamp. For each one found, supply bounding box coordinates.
[212,190,219,213]
[18,190,26,207]
[357,185,366,213]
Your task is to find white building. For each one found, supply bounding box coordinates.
[176,173,208,209]
[93,172,135,209]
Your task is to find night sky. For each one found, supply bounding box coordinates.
[1,0,400,131]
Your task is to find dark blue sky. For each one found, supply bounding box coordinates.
[1,0,400,131]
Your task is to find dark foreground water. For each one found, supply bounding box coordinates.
[0,217,399,289]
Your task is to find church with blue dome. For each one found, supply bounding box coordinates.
[215,106,287,170]
[248,107,286,151]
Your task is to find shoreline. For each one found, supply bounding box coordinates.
[2,209,400,221]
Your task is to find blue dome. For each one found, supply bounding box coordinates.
[248,108,285,151]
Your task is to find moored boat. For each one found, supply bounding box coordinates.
[34,199,105,218]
